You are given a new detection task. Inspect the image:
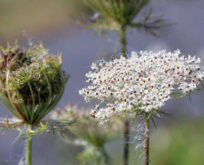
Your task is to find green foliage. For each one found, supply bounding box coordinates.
[0,41,68,126]
[150,119,204,165]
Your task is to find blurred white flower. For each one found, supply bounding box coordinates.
[50,104,88,122]
[79,50,204,121]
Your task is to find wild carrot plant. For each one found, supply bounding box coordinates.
[79,1,165,164]
[81,0,164,56]
[79,50,204,165]
[0,41,68,165]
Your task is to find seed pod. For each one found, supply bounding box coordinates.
[0,41,68,126]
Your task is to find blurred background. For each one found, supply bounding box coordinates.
[0,0,204,164]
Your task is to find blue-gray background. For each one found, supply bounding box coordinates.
[0,0,204,164]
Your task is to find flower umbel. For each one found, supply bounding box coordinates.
[51,104,121,145]
[0,41,68,126]
[79,50,204,121]
[51,104,122,165]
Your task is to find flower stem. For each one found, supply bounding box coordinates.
[101,147,109,165]
[26,126,32,165]
[145,116,150,165]
[119,25,127,58]
[123,118,129,165]
[119,25,129,165]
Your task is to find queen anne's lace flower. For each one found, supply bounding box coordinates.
[79,50,204,121]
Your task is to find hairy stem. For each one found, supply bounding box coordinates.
[145,116,150,165]
[119,25,127,58]
[123,118,130,165]
[26,126,32,165]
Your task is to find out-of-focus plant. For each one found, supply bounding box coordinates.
[80,0,165,57]
[0,41,68,165]
[51,104,123,165]
[79,50,204,165]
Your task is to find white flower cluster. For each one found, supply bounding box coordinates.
[51,104,90,122]
[79,50,204,121]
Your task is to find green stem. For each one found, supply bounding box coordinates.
[119,25,127,58]
[26,126,32,165]
[123,118,129,165]
[119,25,129,165]
[101,147,109,165]
[145,116,150,165]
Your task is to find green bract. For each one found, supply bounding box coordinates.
[0,41,68,126]
[84,0,149,30]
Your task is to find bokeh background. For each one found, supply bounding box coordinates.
[0,0,204,164]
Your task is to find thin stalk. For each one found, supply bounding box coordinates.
[119,25,130,165]
[26,125,32,165]
[123,117,129,165]
[145,116,150,165]
[101,147,109,165]
[119,25,127,58]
